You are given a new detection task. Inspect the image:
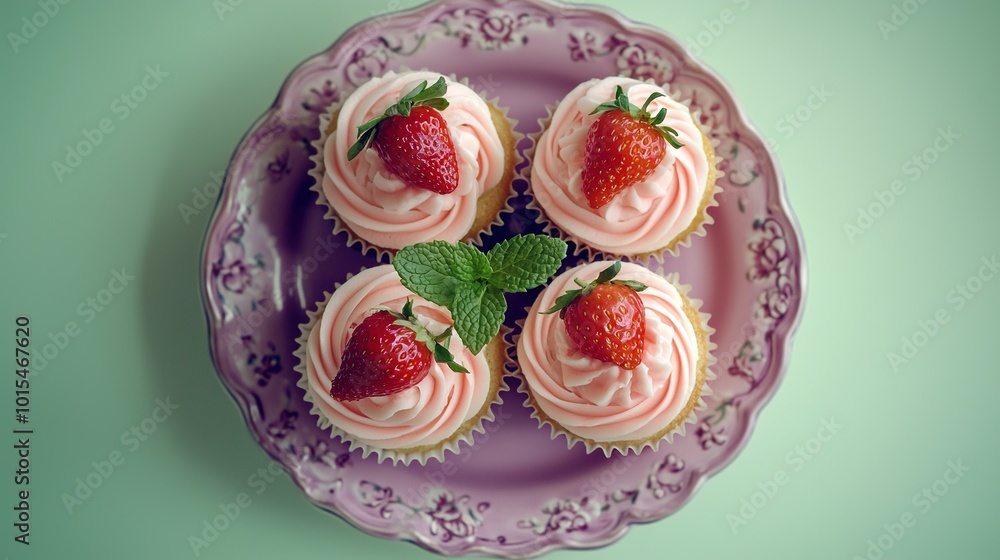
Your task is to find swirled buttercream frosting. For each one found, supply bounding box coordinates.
[518,261,706,444]
[531,77,714,256]
[321,71,506,249]
[304,265,495,451]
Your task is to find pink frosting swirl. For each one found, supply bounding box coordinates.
[518,262,701,443]
[322,71,505,249]
[305,265,493,450]
[531,77,711,255]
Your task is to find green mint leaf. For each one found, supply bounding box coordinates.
[452,243,493,283]
[393,241,492,307]
[452,282,505,355]
[393,242,464,307]
[486,234,567,293]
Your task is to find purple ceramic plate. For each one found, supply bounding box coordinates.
[200,0,805,557]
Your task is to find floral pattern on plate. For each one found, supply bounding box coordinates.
[201,0,805,557]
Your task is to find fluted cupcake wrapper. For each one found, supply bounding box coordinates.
[521,82,724,265]
[511,272,717,457]
[307,70,521,263]
[293,269,511,466]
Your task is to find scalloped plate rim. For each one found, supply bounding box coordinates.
[198,0,808,557]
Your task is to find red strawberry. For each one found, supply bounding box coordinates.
[582,85,685,209]
[348,77,459,194]
[330,301,467,402]
[543,262,647,369]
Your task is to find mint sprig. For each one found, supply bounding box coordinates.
[487,234,567,292]
[393,234,567,354]
[590,85,684,149]
[452,282,506,356]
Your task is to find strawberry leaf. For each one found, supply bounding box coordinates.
[640,92,666,114]
[541,288,581,317]
[348,114,389,161]
[421,98,450,112]
[661,126,685,149]
[590,100,621,115]
[616,87,632,115]
[433,341,469,374]
[384,102,411,118]
[346,77,451,161]
[588,85,685,149]
[392,301,469,374]
[399,80,428,103]
[650,108,667,126]
[408,77,447,103]
[539,261,646,317]
[356,115,385,137]
[613,279,648,292]
[452,282,505,355]
[409,326,433,345]
[594,261,622,284]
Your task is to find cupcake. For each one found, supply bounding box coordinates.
[516,261,714,456]
[309,70,517,257]
[528,76,720,260]
[294,265,507,465]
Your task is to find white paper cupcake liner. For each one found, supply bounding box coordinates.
[512,272,717,457]
[307,69,521,263]
[293,270,511,466]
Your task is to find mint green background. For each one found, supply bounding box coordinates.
[1,0,998,558]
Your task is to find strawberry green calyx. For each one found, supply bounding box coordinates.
[542,261,648,318]
[348,77,451,161]
[540,261,648,369]
[388,300,468,374]
[589,85,685,149]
